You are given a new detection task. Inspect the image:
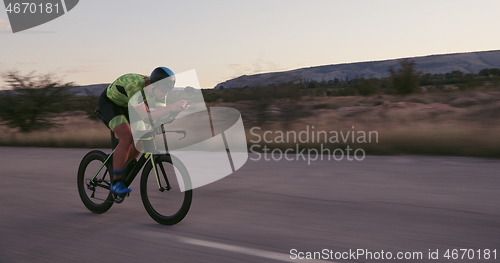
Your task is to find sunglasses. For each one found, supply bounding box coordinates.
[157,84,174,93]
[155,77,175,92]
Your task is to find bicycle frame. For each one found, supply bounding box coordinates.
[89,150,172,192]
[80,109,192,225]
[91,109,185,193]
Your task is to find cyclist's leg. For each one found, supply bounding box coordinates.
[112,122,140,181]
[109,123,138,195]
[97,90,139,186]
[126,143,140,168]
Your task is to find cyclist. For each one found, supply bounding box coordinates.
[98,67,188,195]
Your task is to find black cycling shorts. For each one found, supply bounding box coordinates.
[98,89,130,131]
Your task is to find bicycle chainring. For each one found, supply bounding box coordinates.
[112,192,127,203]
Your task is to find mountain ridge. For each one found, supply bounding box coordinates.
[215,50,500,89]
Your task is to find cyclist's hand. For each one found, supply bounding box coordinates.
[169,100,188,112]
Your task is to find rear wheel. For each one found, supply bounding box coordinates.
[140,155,192,225]
[77,150,114,213]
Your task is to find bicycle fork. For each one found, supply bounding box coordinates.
[150,155,172,192]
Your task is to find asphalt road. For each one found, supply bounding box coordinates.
[0,147,499,262]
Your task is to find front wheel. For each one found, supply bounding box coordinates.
[77,150,114,213]
[140,155,192,225]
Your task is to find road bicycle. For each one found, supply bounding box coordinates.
[77,110,192,225]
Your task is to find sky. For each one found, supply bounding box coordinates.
[1,0,500,89]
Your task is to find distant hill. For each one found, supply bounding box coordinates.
[69,84,187,96]
[215,50,500,89]
[1,83,189,96]
[70,83,109,96]
[0,83,109,96]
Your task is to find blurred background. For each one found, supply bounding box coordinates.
[1,2,500,262]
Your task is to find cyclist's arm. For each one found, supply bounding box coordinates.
[133,100,187,120]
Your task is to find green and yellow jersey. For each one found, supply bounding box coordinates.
[106,73,148,108]
[105,73,167,131]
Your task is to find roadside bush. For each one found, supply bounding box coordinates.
[352,78,380,96]
[389,59,422,95]
[0,70,75,132]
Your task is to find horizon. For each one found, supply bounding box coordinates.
[4,49,500,89]
[225,49,500,76]
[1,49,499,90]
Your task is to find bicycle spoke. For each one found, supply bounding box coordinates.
[77,150,114,213]
[140,155,192,225]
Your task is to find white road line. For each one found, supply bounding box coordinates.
[137,230,335,263]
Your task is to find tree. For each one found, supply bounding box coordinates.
[479,68,490,76]
[352,78,379,96]
[0,70,75,132]
[306,81,317,89]
[445,70,464,80]
[490,68,500,76]
[388,59,421,95]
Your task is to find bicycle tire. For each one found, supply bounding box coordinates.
[140,155,192,225]
[77,150,114,214]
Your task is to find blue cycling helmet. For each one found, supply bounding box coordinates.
[150,67,175,92]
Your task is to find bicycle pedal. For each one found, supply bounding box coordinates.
[112,192,126,203]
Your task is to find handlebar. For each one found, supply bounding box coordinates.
[153,110,182,126]
[141,109,187,140]
[163,129,187,140]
